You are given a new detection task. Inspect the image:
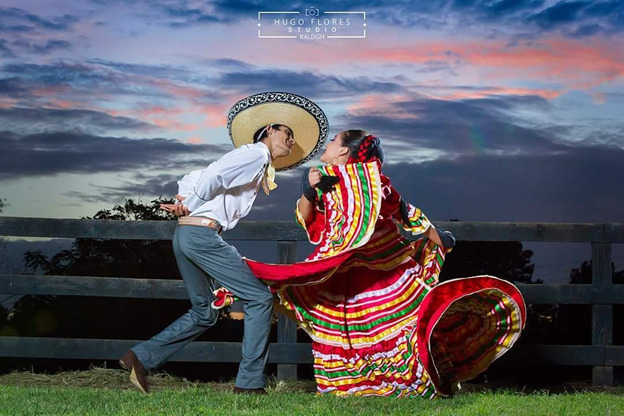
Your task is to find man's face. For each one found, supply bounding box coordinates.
[267,125,295,158]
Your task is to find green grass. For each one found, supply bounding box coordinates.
[0,369,622,416]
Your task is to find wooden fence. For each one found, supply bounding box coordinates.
[0,217,622,385]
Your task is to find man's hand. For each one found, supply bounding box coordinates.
[308,167,322,188]
[160,194,190,217]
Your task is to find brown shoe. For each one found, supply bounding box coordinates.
[233,386,267,395]
[119,350,150,394]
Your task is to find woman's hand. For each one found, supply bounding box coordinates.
[308,167,322,188]
[302,167,339,203]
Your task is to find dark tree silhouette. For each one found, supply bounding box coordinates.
[0,198,9,273]
[23,198,179,279]
[570,260,624,284]
[5,198,197,340]
[0,299,7,331]
[437,240,566,347]
[0,198,9,325]
[517,259,624,348]
[439,241,539,284]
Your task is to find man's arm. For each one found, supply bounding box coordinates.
[181,148,268,212]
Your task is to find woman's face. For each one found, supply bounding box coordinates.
[320,132,349,164]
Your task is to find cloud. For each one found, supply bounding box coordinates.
[64,173,182,204]
[105,0,234,27]
[0,7,78,33]
[529,1,589,29]
[216,69,404,98]
[524,0,624,36]
[0,59,409,116]
[204,58,257,71]
[0,108,154,136]
[0,131,228,180]
[0,62,133,102]
[333,94,571,162]
[88,59,213,83]
[570,23,604,37]
[16,0,618,40]
[185,0,624,39]
[0,78,27,95]
[351,37,624,89]
[2,62,105,82]
[164,5,229,26]
[2,59,403,100]
[0,39,15,57]
[0,61,223,111]
[11,39,72,54]
[381,146,624,223]
[233,142,624,226]
[0,60,214,99]
[246,147,624,226]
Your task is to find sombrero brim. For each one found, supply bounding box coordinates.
[227,92,328,171]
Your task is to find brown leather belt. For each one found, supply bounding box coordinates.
[178,216,223,234]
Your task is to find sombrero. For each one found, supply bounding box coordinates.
[227,92,329,171]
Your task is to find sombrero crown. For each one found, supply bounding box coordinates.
[227,92,328,171]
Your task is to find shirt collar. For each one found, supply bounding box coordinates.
[255,140,271,156]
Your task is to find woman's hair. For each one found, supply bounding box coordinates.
[253,124,289,143]
[340,130,385,164]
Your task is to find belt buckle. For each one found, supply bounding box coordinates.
[200,218,222,234]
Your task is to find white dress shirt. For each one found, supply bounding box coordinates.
[177,142,271,230]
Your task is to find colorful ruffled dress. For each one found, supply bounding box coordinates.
[243,161,526,398]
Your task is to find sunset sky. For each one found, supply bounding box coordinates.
[1,0,623,281]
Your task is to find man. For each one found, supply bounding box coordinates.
[119,92,327,395]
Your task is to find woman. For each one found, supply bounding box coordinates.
[222,130,526,398]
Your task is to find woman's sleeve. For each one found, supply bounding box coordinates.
[382,179,431,236]
[395,199,432,236]
[385,181,456,249]
[295,199,326,245]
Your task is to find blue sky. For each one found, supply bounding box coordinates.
[1,0,623,281]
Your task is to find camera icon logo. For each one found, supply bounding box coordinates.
[305,7,320,16]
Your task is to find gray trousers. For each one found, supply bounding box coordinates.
[132,225,274,389]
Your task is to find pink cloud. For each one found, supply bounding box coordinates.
[347,94,415,119]
[344,86,563,121]
[592,92,606,105]
[196,103,231,128]
[241,36,623,90]
[31,85,72,96]
[356,37,624,89]
[0,99,18,109]
[46,99,81,109]
[150,79,206,100]
[152,118,202,131]
[465,39,624,87]
[135,106,186,117]
[437,87,563,101]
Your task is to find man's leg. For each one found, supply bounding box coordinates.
[131,226,220,370]
[177,225,274,389]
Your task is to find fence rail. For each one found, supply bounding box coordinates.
[1,217,622,385]
[2,275,624,304]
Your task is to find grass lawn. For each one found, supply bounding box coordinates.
[0,369,622,416]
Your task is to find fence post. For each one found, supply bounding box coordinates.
[277,241,297,381]
[591,241,613,386]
